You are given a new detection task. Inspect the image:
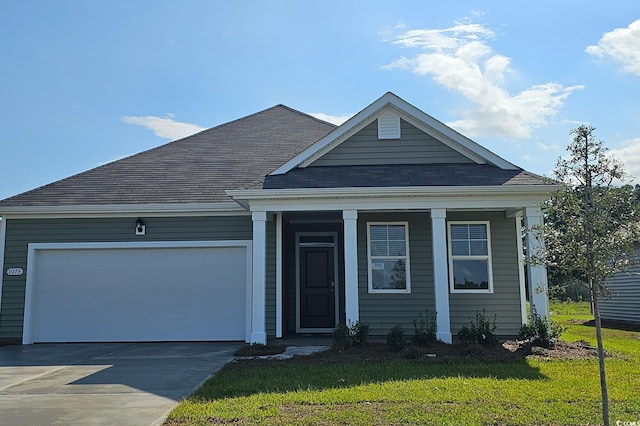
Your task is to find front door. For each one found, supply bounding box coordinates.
[297,234,337,331]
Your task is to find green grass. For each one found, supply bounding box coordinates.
[166,302,640,425]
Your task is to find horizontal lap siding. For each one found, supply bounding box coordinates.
[358,212,435,336]
[448,212,523,336]
[310,120,473,167]
[600,261,640,324]
[0,216,252,339]
[266,220,276,336]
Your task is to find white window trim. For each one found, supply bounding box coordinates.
[367,222,411,294]
[447,221,494,294]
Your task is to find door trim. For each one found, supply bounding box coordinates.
[295,232,339,333]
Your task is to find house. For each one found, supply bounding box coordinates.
[600,262,640,326]
[0,92,556,345]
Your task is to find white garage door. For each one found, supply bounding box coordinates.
[24,242,250,343]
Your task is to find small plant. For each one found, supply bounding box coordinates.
[412,309,437,345]
[386,324,406,352]
[350,321,370,347]
[332,321,371,349]
[519,311,566,348]
[457,309,497,345]
[332,323,351,350]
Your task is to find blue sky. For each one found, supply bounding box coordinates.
[1,1,639,200]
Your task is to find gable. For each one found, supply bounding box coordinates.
[308,118,475,167]
[271,92,517,176]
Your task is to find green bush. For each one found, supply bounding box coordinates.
[386,324,406,352]
[457,309,497,345]
[412,309,437,345]
[350,321,370,347]
[332,323,351,350]
[332,321,371,349]
[519,312,566,348]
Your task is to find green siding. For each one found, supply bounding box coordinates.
[356,211,523,337]
[310,120,474,167]
[447,212,523,336]
[600,257,640,325]
[358,212,435,336]
[265,219,276,336]
[0,215,253,339]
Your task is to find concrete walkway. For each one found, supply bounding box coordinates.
[0,342,241,426]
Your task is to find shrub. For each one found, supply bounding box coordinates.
[457,309,497,345]
[412,309,437,345]
[386,324,406,352]
[519,312,566,348]
[332,323,351,350]
[332,321,371,349]
[350,321,370,347]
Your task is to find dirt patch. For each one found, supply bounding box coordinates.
[527,340,605,360]
[228,340,600,369]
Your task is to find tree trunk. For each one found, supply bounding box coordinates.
[591,282,610,426]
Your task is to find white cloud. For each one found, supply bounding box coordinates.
[384,21,582,139]
[121,114,205,140]
[309,112,353,125]
[536,142,560,152]
[586,19,640,77]
[609,137,640,183]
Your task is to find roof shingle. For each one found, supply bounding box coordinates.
[263,164,547,189]
[0,106,335,207]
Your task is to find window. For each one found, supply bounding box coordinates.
[367,223,410,293]
[448,222,493,293]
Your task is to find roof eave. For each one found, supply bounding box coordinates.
[227,184,561,202]
[0,202,248,218]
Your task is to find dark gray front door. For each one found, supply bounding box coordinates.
[299,245,336,329]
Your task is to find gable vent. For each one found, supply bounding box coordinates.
[377,112,401,139]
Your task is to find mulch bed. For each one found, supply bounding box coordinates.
[228,340,601,370]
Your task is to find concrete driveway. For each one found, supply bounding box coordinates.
[0,342,241,426]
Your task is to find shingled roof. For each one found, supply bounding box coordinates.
[0,106,335,207]
[263,164,547,189]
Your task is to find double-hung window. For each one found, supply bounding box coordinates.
[367,223,410,293]
[448,222,493,293]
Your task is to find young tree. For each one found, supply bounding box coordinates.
[540,125,640,426]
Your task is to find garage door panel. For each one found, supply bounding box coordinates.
[28,244,248,343]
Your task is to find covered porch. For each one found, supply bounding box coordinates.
[235,187,551,345]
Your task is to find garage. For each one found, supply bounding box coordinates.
[22,241,251,344]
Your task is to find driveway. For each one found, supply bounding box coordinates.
[0,342,240,426]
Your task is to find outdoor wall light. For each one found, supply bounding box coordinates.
[135,217,146,236]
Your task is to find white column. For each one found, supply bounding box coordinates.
[251,211,267,344]
[343,209,359,325]
[431,209,452,343]
[275,212,283,338]
[524,206,550,321]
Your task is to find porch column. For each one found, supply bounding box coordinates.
[251,211,267,344]
[343,209,359,325]
[431,209,452,343]
[524,206,550,321]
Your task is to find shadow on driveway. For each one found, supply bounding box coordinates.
[0,342,240,425]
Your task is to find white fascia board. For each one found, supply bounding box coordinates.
[270,92,519,175]
[227,184,558,212]
[0,202,249,219]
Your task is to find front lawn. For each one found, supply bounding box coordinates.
[166,302,640,425]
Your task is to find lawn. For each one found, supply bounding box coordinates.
[165,302,640,425]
